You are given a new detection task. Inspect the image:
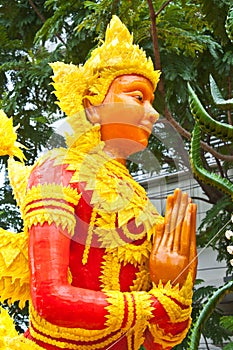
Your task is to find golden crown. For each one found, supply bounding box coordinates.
[51,15,160,116]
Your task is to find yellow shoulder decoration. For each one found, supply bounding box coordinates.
[7,158,33,209]
[0,307,43,349]
[0,112,31,310]
[0,229,30,309]
[0,110,30,208]
[0,110,26,163]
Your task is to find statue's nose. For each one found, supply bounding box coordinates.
[144,103,159,124]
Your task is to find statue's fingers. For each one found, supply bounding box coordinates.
[167,189,182,248]
[180,203,192,255]
[151,222,165,255]
[170,189,182,233]
[160,194,173,247]
[189,204,198,280]
[173,192,189,251]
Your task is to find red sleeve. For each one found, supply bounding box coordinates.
[25,157,192,348]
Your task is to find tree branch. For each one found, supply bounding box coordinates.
[227,73,232,125]
[147,0,164,95]
[28,0,46,22]
[155,0,174,17]
[28,0,67,46]
[164,106,233,161]
[147,0,233,162]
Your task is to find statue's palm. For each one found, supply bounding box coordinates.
[150,189,197,287]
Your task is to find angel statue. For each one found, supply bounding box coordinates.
[0,16,197,350]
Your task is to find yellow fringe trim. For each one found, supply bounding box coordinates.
[22,184,81,236]
[116,239,152,266]
[23,208,76,236]
[7,158,32,209]
[149,273,193,323]
[104,291,125,330]
[0,229,30,308]
[3,336,45,350]
[0,110,26,162]
[99,241,151,293]
[131,291,154,349]
[30,305,125,349]
[100,251,121,291]
[148,317,191,349]
[0,307,43,350]
[130,265,151,292]
[82,208,97,265]
[23,183,81,208]
[124,293,135,331]
[105,289,153,349]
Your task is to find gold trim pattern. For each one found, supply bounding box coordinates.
[99,251,121,291]
[124,293,135,331]
[149,274,193,323]
[0,229,30,308]
[133,291,153,347]
[99,240,152,296]
[23,184,81,236]
[23,184,81,208]
[82,208,97,265]
[148,319,191,349]
[30,305,125,350]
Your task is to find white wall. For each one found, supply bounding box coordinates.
[137,169,233,349]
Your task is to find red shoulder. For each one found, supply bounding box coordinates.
[28,149,74,189]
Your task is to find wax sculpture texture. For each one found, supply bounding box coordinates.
[0,16,196,350]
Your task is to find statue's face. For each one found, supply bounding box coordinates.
[87,75,159,156]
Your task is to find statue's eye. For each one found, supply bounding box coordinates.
[136,95,143,101]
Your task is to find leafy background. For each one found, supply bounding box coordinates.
[0,0,232,348]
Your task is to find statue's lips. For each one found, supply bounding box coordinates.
[138,121,153,134]
[101,121,153,134]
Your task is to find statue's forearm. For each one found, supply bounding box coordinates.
[29,224,192,349]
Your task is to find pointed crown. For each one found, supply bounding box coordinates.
[50,15,160,116]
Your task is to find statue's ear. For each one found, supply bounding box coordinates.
[83,98,101,125]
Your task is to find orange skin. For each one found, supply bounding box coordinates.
[87,75,197,286]
[25,74,197,350]
[85,75,159,162]
[149,188,197,286]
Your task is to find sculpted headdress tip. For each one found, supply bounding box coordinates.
[51,15,160,116]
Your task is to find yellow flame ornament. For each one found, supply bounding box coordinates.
[50,15,161,116]
[0,110,26,162]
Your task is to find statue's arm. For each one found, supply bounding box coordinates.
[25,162,194,347]
[29,221,192,349]
[29,222,109,329]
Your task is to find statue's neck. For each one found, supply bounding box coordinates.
[103,142,127,166]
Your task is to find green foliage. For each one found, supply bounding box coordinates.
[1,301,29,333]
[197,197,233,263]
[223,342,233,350]
[174,280,231,350]
[188,82,233,141]
[188,75,233,276]
[225,6,233,42]
[221,315,233,333]
[221,315,233,350]
[0,1,232,347]
[188,280,233,349]
[187,42,233,350]
[210,75,233,108]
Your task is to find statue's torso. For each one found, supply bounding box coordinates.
[24,147,162,350]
